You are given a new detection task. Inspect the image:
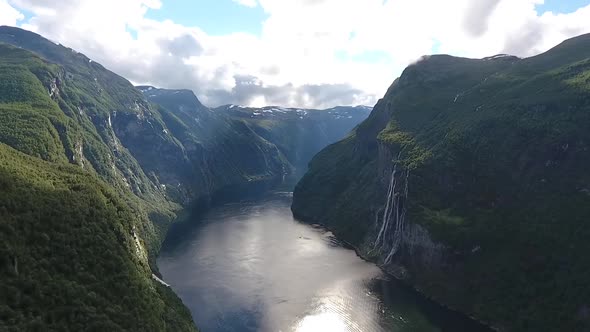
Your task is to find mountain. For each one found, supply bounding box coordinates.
[0,26,196,331]
[292,34,590,331]
[0,25,369,330]
[137,86,370,182]
[214,104,371,172]
[136,85,291,204]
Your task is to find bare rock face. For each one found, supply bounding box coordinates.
[48,77,60,98]
[365,140,446,274]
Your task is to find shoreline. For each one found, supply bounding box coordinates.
[157,184,499,331]
[298,217,500,332]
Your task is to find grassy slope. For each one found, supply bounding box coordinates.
[293,35,590,331]
[0,40,174,248]
[0,26,176,202]
[0,143,195,331]
[0,30,197,330]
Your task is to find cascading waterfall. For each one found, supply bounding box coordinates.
[384,169,409,264]
[373,156,410,264]
[374,162,398,250]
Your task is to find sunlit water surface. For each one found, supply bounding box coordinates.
[158,192,492,332]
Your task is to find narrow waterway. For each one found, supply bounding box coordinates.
[158,191,492,332]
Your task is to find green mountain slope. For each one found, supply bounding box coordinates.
[0,143,195,331]
[0,27,197,331]
[292,35,590,331]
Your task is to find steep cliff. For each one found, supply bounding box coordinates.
[292,34,590,331]
[0,142,195,331]
[0,26,196,330]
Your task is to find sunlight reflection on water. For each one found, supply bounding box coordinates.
[158,192,492,332]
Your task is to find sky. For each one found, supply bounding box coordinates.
[1,0,590,109]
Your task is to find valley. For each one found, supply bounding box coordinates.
[1,22,590,332]
[158,190,493,332]
[0,26,368,331]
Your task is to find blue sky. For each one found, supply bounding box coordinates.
[536,0,590,14]
[143,0,590,38]
[146,0,268,36]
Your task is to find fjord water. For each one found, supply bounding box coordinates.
[158,191,491,332]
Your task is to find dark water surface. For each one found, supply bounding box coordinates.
[158,191,492,332]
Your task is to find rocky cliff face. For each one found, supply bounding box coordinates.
[292,34,590,331]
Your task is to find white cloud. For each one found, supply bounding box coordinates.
[0,0,23,26]
[3,0,590,108]
[232,0,258,8]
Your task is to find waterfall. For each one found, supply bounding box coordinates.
[373,155,410,264]
[374,162,398,250]
[384,169,409,264]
